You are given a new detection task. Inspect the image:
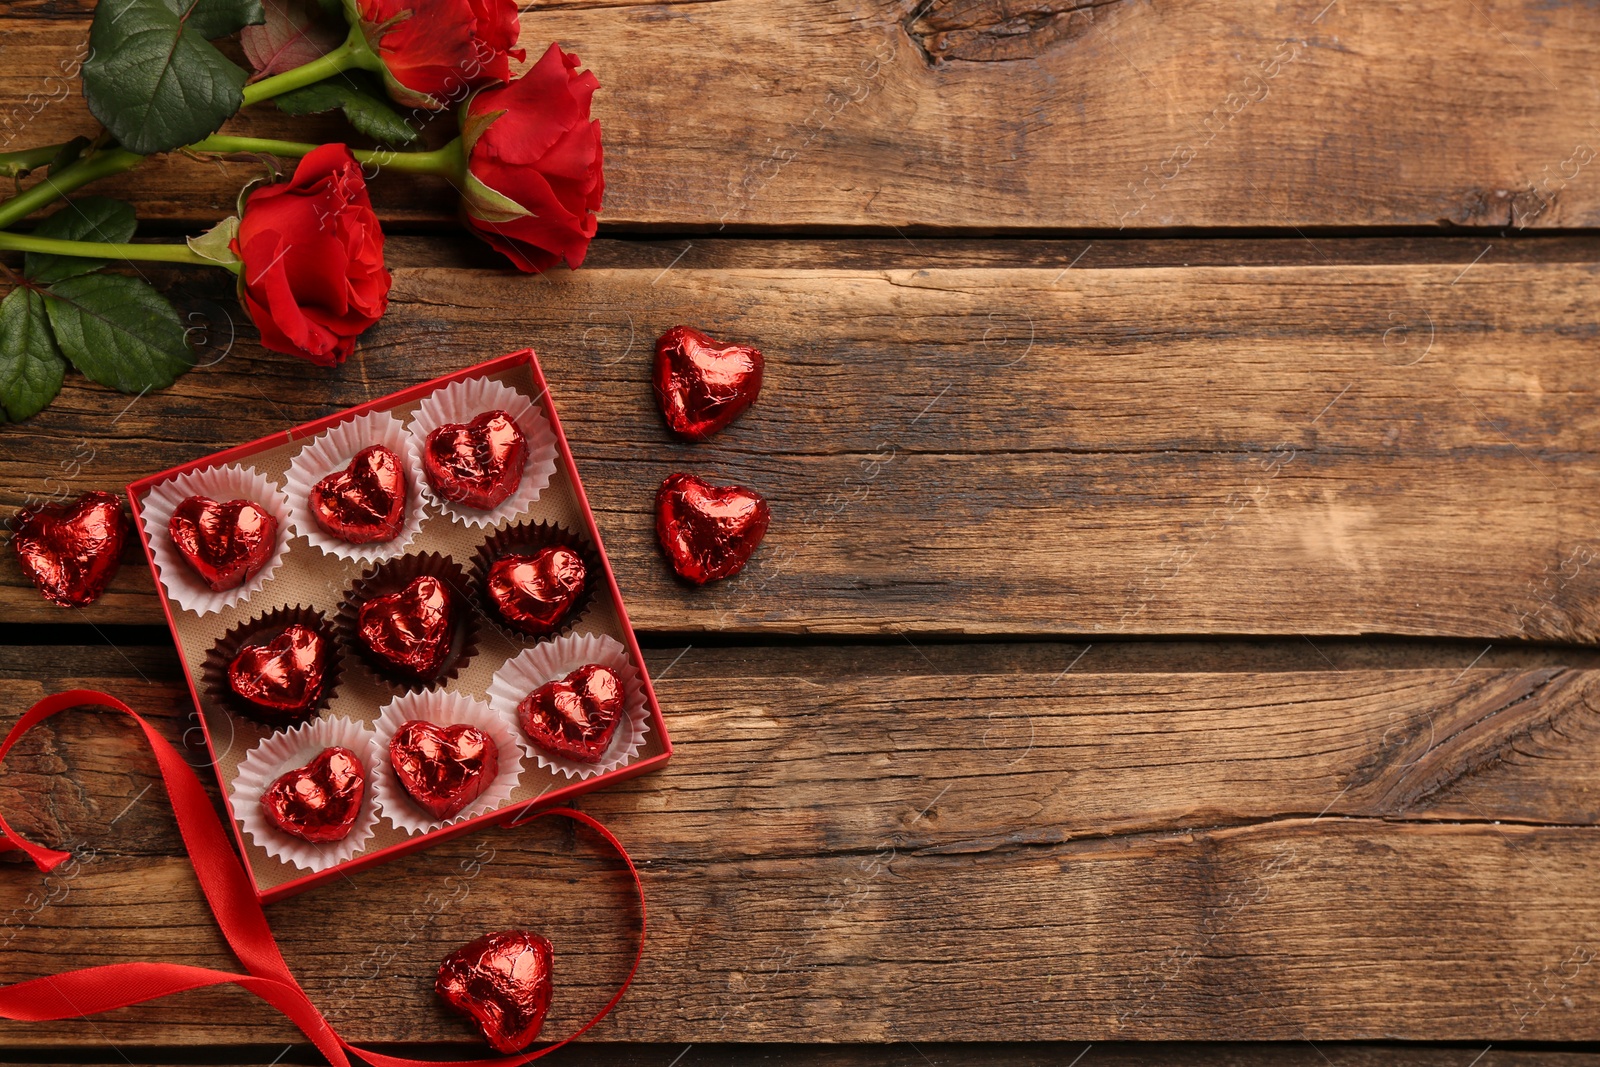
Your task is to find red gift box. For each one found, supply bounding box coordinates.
[124,350,671,902]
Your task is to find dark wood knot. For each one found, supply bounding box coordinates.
[905,0,1125,64]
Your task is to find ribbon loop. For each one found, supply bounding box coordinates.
[0,689,645,1065]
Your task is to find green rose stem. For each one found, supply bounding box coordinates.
[0,148,142,231]
[0,32,373,179]
[0,136,461,235]
[238,24,382,107]
[0,232,236,270]
[0,133,454,229]
[189,135,466,177]
[0,145,64,178]
[0,25,381,216]
[0,58,458,226]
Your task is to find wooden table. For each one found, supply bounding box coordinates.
[5,1,1600,1063]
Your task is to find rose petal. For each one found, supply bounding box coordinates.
[236,145,390,365]
[459,47,603,273]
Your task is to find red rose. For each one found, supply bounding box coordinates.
[351,0,523,110]
[231,144,391,366]
[459,43,604,273]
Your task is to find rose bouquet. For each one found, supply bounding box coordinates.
[0,0,604,421]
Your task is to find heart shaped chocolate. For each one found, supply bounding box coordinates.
[357,575,456,681]
[169,495,278,592]
[389,720,499,820]
[517,663,625,764]
[310,445,407,544]
[423,410,528,510]
[655,473,771,584]
[228,623,328,721]
[653,325,763,441]
[261,746,365,843]
[487,545,586,637]
[11,490,127,607]
[436,930,553,1053]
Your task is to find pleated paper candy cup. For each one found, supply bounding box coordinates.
[406,375,557,529]
[486,632,650,780]
[232,716,379,872]
[284,409,426,564]
[336,552,479,693]
[202,604,342,728]
[140,463,292,617]
[368,690,524,835]
[468,520,603,646]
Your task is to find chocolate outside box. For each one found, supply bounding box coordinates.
[125,350,672,902]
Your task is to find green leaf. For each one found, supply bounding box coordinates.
[0,288,68,422]
[183,0,267,43]
[82,0,266,156]
[43,274,193,394]
[275,71,420,145]
[186,215,241,267]
[241,0,343,77]
[24,196,139,284]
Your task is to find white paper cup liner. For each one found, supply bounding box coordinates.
[141,463,293,617]
[369,690,524,835]
[285,409,426,564]
[406,376,558,529]
[486,632,650,780]
[232,716,379,872]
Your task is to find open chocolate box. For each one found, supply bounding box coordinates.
[125,350,671,902]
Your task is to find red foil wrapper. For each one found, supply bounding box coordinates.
[310,444,408,544]
[388,720,498,820]
[261,746,366,843]
[652,325,763,441]
[340,553,477,690]
[517,663,624,764]
[228,624,328,719]
[205,606,343,728]
[358,575,456,682]
[168,495,278,592]
[469,521,599,645]
[11,490,127,607]
[422,409,528,510]
[655,473,771,584]
[487,546,586,638]
[436,930,554,1053]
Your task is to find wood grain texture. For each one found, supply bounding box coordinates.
[3,0,1595,1055]
[4,644,1600,1045]
[5,776,1600,1045]
[4,1,1600,230]
[379,233,1600,271]
[549,1051,1600,1067]
[5,257,1600,640]
[8,643,1600,860]
[16,1049,1600,1067]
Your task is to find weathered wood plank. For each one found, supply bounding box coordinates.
[19,1048,1600,1067]
[7,642,1600,861]
[3,1,1600,230]
[382,234,1600,271]
[26,1050,1600,1067]
[5,644,1600,1044]
[5,818,1600,1043]
[4,259,1600,640]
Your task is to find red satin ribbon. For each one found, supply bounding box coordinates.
[0,689,646,1065]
